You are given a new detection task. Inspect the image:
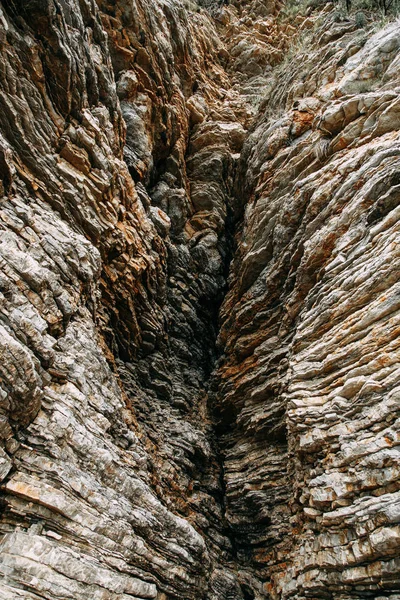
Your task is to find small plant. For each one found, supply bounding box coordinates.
[355,10,367,25]
[332,7,348,20]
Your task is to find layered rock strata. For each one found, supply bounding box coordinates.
[215,13,400,599]
[0,0,399,599]
[0,0,285,597]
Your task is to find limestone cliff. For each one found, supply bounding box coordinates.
[0,0,399,599]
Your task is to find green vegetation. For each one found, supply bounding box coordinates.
[280,0,400,19]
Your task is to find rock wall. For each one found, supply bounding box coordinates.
[0,0,399,599]
[214,12,400,599]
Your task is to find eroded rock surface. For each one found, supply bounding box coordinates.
[214,13,400,599]
[0,0,399,598]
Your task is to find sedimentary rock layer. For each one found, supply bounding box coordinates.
[0,1,236,597]
[214,13,400,599]
[0,0,399,599]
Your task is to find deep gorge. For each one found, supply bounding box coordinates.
[0,0,399,599]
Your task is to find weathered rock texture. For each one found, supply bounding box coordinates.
[215,12,400,598]
[0,0,399,598]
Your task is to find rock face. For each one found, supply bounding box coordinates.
[0,0,399,599]
[214,16,400,598]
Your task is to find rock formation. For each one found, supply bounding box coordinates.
[0,0,399,598]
